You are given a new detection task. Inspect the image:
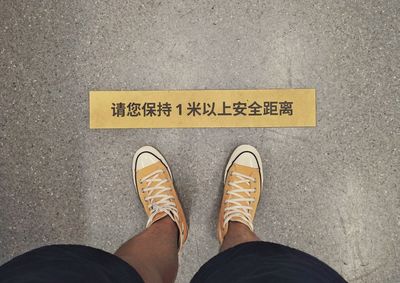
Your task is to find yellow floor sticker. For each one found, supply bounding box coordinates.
[90,89,316,128]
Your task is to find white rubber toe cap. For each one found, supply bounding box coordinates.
[135,152,159,170]
[234,152,259,168]
[224,145,263,181]
[133,146,172,175]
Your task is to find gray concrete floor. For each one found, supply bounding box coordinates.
[0,1,399,282]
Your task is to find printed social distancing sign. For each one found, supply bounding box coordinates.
[90,89,316,128]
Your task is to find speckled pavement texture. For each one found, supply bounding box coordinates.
[0,1,399,282]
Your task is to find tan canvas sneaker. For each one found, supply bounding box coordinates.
[218,145,263,243]
[133,146,188,250]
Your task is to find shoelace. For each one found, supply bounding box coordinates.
[139,169,180,228]
[224,171,256,230]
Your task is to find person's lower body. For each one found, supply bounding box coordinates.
[0,145,347,283]
[0,240,346,283]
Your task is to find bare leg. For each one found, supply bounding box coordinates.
[220,222,260,252]
[115,217,179,283]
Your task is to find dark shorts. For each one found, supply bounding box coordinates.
[0,242,346,283]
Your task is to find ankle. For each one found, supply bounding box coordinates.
[152,216,178,233]
[220,221,260,252]
[228,221,251,233]
[147,216,179,248]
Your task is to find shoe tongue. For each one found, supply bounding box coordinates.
[231,168,253,198]
[229,167,254,224]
